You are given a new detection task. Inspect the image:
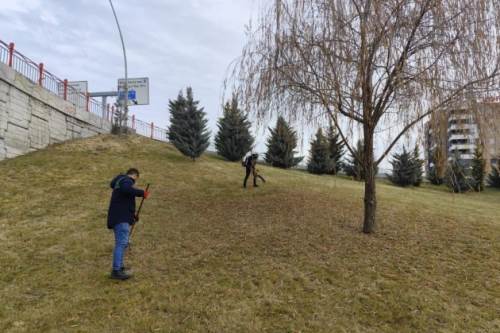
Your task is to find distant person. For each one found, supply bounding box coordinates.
[243,153,265,188]
[107,168,149,280]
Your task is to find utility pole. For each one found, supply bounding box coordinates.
[108,0,128,133]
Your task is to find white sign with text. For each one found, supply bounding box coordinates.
[117,77,149,105]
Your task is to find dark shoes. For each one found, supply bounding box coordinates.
[110,269,132,280]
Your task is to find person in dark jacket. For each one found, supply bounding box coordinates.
[107,168,149,280]
[243,153,261,188]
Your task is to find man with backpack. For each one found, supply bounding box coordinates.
[107,168,150,280]
[243,153,265,188]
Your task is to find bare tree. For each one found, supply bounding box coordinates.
[227,0,500,233]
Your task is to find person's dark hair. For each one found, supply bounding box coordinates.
[126,168,140,177]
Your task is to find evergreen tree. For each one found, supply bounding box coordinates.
[344,140,379,181]
[427,167,442,185]
[387,146,414,187]
[344,140,362,180]
[215,96,254,161]
[471,144,486,192]
[445,154,473,193]
[326,126,345,175]
[487,162,500,188]
[344,140,364,180]
[265,116,303,168]
[307,128,333,174]
[412,144,424,186]
[168,87,211,161]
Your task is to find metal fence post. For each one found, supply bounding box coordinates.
[63,79,68,100]
[86,93,90,112]
[8,42,14,67]
[150,122,154,139]
[132,115,135,130]
[38,63,44,86]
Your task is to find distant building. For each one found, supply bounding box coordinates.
[424,100,500,176]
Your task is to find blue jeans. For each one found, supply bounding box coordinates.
[112,223,130,271]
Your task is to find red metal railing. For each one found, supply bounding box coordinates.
[127,115,168,142]
[0,40,168,142]
[0,40,103,116]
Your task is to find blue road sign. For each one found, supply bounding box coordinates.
[118,90,137,101]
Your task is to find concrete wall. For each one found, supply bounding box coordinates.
[0,62,111,160]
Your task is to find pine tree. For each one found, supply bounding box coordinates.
[215,96,254,161]
[387,146,414,187]
[487,162,500,188]
[265,116,303,168]
[412,144,424,186]
[344,140,364,180]
[307,128,333,174]
[168,87,211,161]
[344,140,379,181]
[471,144,486,192]
[445,153,473,193]
[326,126,345,175]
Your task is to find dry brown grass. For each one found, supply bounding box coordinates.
[0,134,499,332]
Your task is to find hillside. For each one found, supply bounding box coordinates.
[0,135,499,333]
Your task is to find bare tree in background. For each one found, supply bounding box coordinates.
[228,0,500,233]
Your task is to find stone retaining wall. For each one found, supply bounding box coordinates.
[0,62,111,159]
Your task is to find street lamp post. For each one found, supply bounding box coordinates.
[108,0,128,132]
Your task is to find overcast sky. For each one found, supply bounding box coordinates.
[0,1,277,145]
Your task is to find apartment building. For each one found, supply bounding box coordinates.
[424,99,500,175]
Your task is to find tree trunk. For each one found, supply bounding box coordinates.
[363,129,376,233]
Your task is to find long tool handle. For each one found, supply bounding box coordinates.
[129,183,150,241]
[136,183,150,218]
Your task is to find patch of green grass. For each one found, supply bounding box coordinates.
[0,134,499,332]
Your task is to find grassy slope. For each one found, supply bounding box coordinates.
[0,135,499,333]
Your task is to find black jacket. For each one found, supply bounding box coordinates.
[244,155,255,169]
[107,175,145,229]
